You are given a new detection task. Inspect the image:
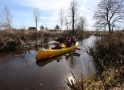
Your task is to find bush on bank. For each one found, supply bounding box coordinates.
[66,32,124,90]
[0,29,87,52]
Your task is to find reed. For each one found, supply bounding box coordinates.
[65,68,124,90]
[87,33,124,72]
[0,29,90,52]
[66,32,124,90]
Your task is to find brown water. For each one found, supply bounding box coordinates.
[0,35,98,90]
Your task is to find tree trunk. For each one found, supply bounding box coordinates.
[36,19,38,44]
[72,7,74,35]
[108,22,111,34]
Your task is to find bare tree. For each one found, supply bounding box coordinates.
[94,20,107,32]
[94,0,124,34]
[33,8,40,30]
[59,7,64,30]
[77,16,88,31]
[69,0,78,35]
[33,8,40,44]
[2,6,12,30]
[64,16,69,30]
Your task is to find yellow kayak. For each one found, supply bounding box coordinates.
[35,42,79,61]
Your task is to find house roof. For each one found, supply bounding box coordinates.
[28,27,36,30]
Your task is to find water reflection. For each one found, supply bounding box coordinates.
[36,56,62,67]
[36,52,80,67]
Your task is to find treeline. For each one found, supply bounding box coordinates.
[0,6,12,30]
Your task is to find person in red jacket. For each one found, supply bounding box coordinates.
[64,37,71,47]
[70,35,76,45]
[55,43,62,49]
[52,42,62,49]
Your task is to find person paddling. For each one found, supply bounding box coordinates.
[55,43,62,49]
[52,42,62,49]
[70,35,76,45]
[64,37,71,47]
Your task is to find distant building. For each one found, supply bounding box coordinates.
[28,27,36,30]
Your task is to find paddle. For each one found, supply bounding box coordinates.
[75,47,81,50]
[73,53,80,56]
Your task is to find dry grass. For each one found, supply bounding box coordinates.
[87,33,124,72]
[0,29,86,52]
[66,32,124,90]
[65,68,124,90]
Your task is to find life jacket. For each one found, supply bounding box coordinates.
[70,36,76,43]
[55,44,62,49]
[65,39,71,46]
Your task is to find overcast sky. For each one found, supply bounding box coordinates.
[0,0,100,30]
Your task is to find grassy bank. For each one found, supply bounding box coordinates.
[0,29,89,52]
[66,32,124,90]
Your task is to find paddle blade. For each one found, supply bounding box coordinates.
[73,53,80,56]
[75,47,81,50]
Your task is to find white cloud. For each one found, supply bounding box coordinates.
[1,0,101,30]
[18,0,72,11]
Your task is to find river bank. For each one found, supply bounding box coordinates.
[66,32,124,90]
[0,29,91,52]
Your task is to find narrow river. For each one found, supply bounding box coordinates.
[0,35,98,90]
